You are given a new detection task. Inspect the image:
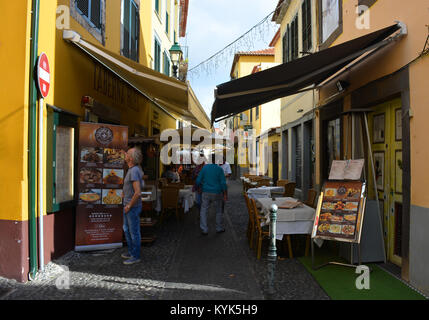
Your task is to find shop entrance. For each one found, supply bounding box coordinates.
[368,98,403,267]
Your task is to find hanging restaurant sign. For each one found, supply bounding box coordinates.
[75,122,128,251]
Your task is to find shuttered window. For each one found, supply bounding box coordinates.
[154,38,161,72]
[122,0,139,62]
[163,51,170,76]
[302,0,312,52]
[291,15,299,61]
[282,15,299,63]
[155,0,160,14]
[76,0,102,30]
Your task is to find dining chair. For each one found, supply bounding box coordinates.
[243,193,256,248]
[256,178,271,187]
[159,186,180,225]
[168,182,185,189]
[304,189,317,208]
[283,182,296,198]
[276,179,289,187]
[158,178,168,189]
[250,198,270,260]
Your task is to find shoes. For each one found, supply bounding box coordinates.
[216,229,226,234]
[123,257,141,265]
[121,253,132,259]
[201,231,208,236]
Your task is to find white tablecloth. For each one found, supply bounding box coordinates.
[256,197,316,240]
[154,188,195,213]
[247,186,284,199]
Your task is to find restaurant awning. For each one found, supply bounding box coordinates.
[211,24,402,124]
[63,30,211,129]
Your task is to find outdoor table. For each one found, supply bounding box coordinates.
[154,188,195,213]
[247,186,284,199]
[256,197,316,240]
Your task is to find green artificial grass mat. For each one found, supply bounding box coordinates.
[298,244,426,300]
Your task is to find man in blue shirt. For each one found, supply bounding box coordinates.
[196,154,228,235]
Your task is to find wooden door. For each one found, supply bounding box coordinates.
[368,98,403,266]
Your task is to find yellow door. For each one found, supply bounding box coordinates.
[368,98,403,266]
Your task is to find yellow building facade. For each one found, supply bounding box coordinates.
[0,0,207,282]
[314,0,429,294]
[227,51,276,177]
[273,0,318,198]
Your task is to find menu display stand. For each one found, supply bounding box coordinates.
[311,178,367,270]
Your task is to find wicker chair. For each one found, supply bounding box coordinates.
[304,189,317,208]
[256,178,271,187]
[283,182,296,198]
[276,179,289,187]
[243,193,256,248]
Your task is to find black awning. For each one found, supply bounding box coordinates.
[211,24,401,123]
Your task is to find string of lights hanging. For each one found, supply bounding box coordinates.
[187,10,277,80]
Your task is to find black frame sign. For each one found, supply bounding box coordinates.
[312,180,367,243]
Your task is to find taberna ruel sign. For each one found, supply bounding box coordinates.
[75,122,128,252]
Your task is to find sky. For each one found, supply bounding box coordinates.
[180,0,280,126]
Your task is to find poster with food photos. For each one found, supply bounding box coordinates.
[312,181,366,243]
[75,122,128,251]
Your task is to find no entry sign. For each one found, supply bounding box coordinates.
[37,52,50,98]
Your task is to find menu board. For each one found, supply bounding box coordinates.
[75,122,128,251]
[328,159,364,180]
[312,181,366,243]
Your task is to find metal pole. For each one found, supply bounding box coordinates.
[38,97,45,271]
[363,113,387,263]
[28,0,40,280]
[267,204,278,298]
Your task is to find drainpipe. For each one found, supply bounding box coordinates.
[38,96,45,272]
[28,0,40,281]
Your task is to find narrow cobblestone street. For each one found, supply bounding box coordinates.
[0,180,328,300]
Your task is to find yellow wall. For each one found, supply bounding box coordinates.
[0,0,179,222]
[232,54,275,170]
[0,0,32,221]
[278,0,318,128]
[318,0,429,207]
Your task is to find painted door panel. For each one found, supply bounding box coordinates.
[368,98,402,266]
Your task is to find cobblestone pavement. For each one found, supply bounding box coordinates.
[0,180,329,300]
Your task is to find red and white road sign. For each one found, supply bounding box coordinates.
[37,52,50,98]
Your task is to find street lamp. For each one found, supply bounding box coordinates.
[169,42,183,79]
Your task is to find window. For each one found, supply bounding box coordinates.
[250,108,253,123]
[163,51,171,76]
[256,106,259,120]
[76,0,102,30]
[326,117,341,177]
[282,26,290,63]
[282,15,299,63]
[46,110,78,213]
[122,0,139,62]
[290,15,299,60]
[166,12,170,34]
[302,0,312,52]
[154,38,161,72]
[155,0,160,14]
[318,0,342,49]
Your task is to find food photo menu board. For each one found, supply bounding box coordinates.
[312,181,366,243]
[75,122,128,251]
